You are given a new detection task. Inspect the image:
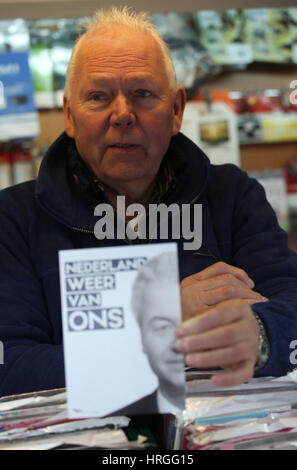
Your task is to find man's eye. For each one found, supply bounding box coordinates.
[91,93,105,101]
[152,320,173,332]
[136,89,152,98]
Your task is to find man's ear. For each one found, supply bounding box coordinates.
[63,95,75,138]
[172,86,186,136]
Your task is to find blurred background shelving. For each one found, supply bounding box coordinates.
[0,0,297,247]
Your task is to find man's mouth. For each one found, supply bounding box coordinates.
[110,143,139,152]
[108,143,141,155]
[110,143,139,149]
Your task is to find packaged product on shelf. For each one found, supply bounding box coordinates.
[246,7,297,63]
[0,50,40,140]
[0,19,30,53]
[0,145,12,190]
[193,9,252,66]
[181,92,240,166]
[291,9,297,63]
[270,8,297,64]
[150,12,218,97]
[11,144,34,185]
[246,8,274,62]
[193,7,297,65]
[28,20,55,109]
[249,169,289,232]
[0,80,5,109]
[262,113,297,143]
[51,19,78,108]
[229,89,297,144]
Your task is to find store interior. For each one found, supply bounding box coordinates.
[0,0,297,248]
[1,0,297,451]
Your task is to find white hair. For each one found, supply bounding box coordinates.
[131,251,179,327]
[64,6,177,99]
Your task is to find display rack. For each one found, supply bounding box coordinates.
[1,2,297,178]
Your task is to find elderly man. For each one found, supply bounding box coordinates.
[0,7,296,398]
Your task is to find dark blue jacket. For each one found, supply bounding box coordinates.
[0,132,296,397]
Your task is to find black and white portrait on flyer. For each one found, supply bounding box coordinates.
[59,242,185,418]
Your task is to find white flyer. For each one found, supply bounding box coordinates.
[59,242,185,418]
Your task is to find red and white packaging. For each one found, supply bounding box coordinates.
[0,147,12,190]
[11,145,34,185]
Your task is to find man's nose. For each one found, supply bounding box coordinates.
[110,95,136,128]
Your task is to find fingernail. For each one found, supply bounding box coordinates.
[175,326,186,338]
[186,353,199,366]
[212,374,225,386]
[247,278,255,288]
[176,339,185,352]
[254,297,269,303]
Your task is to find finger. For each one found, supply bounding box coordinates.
[181,290,267,322]
[181,276,266,320]
[177,299,257,337]
[198,286,267,307]
[188,297,266,320]
[182,272,254,292]
[177,316,259,355]
[181,262,254,289]
[177,323,246,353]
[211,360,255,387]
[184,341,255,370]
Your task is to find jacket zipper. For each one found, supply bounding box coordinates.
[69,226,94,234]
[69,224,132,245]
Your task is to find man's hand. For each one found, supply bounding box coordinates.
[181,261,267,320]
[176,262,268,386]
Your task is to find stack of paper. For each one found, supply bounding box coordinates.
[0,389,147,450]
[173,370,297,450]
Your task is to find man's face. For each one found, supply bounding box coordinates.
[63,27,185,194]
[140,282,184,390]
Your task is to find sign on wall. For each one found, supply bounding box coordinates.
[0,51,39,141]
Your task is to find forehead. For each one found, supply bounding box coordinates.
[75,27,169,83]
[141,282,180,323]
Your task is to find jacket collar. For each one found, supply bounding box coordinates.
[36,131,211,231]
